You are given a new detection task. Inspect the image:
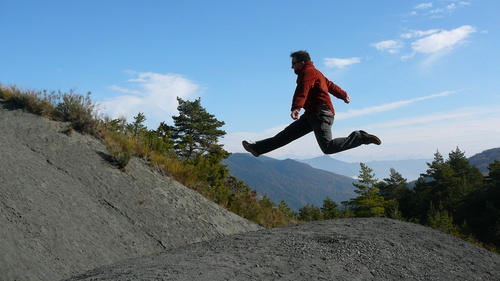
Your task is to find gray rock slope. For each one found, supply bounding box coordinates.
[0,102,261,281]
[68,218,500,281]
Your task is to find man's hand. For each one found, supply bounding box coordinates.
[291,109,300,120]
[344,95,351,104]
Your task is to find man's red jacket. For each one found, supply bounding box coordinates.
[291,61,349,115]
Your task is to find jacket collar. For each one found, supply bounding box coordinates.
[294,61,314,75]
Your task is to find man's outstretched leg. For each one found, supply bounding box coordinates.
[311,111,381,154]
[242,117,312,157]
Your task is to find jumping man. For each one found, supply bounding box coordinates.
[242,50,381,157]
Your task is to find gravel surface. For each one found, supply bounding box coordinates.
[67,218,500,281]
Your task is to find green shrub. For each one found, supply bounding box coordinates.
[54,90,99,135]
[1,85,56,116]
[0,85,99,135]
[107,145,131,170]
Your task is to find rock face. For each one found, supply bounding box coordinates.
[68,218,500,281]
[0,102,261,281]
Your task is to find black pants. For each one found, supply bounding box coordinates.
[253,111,363,155]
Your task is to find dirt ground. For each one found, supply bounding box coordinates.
[1,101,499,281]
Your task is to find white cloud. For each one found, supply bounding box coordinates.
[338,91,456,119]
[371,40,404,53]
[324,57,361,69]
[414,2,433,10]
[101,71,200,127]
[427,1,471,17]
[400,29,440,39]
[411,25,476,54]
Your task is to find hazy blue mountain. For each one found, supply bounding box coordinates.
[223,153,357,210]
[297,148,500,182]
[468,147,500,175]
[297,155,431,181]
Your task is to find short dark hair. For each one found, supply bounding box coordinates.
[290,50,311,62]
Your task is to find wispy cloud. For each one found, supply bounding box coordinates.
[101,71,200,127]
[411,25,476,54]
[429,1,471,17]
[324,57,361,68]
[411,1,470,18]
[400,29,440,39]
[338,91,456,119]
[371,109,474,129]
[376,1,476,61]
[374,25,477,60]
[371,40,404,53]
[414,2,433,10]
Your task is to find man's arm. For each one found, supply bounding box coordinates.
[325,77,350,103]
[290,71,315,112]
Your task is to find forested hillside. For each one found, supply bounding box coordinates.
[223,153,356,210]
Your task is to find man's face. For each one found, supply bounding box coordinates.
[291,57,303,71]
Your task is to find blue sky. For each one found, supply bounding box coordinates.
[1,0,499,162]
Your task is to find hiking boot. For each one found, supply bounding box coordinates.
[242,140,260,157]
[359,130,382,145]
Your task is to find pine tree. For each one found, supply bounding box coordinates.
[446,147,483,212]
[171,97,226,159]
[413,150,453,222]
[127,112,147,136]
[427,203,460,236]
[147,121,175,154]
[321,197,342,219]
[169,97,232,206]
[298,203,323,222]
[379,168,408,200]
[379,168,411,219]
[457,160,500,247]
[350,163,389,217]
[414,148,484,224]
[340,200,353,218]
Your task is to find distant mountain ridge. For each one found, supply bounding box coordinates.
[223,153,356,210]
[468,147,500,174]
[225,148,500,210]
[296,148,500,181]
[297,155,431,181]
